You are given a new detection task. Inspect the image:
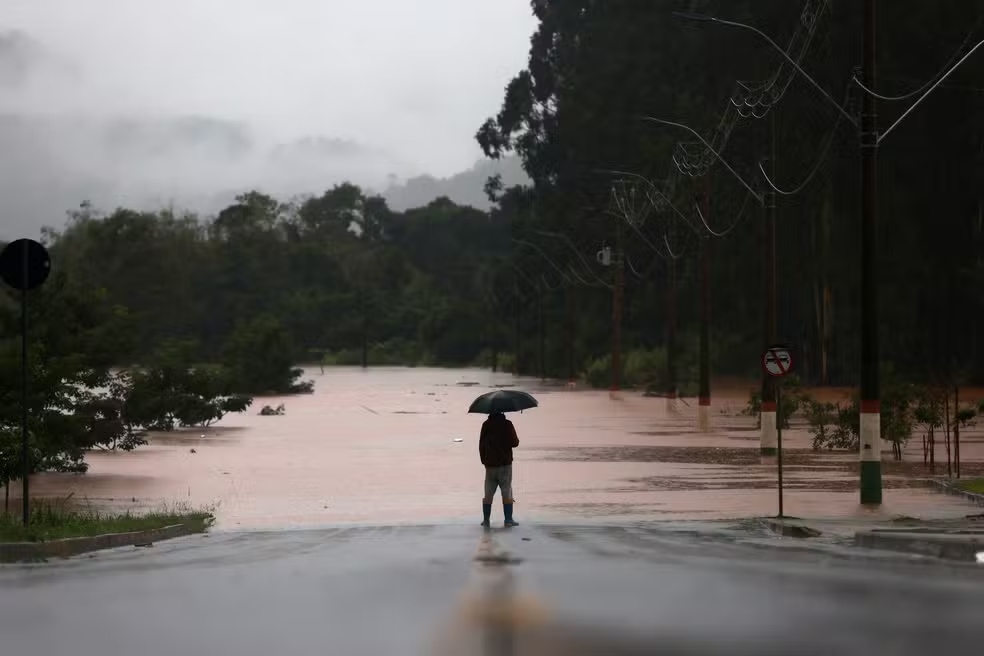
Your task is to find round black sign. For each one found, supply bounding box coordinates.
[0,239,51,291]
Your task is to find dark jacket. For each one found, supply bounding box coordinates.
[479,414,519,467]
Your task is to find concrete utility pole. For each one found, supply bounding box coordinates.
[761,115,779,456]
[666,256,678,412]
[513,278,522,375]
[859,0,882,503]
[611,219,624,393]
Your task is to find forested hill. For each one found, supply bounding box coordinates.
[380,156,529,212]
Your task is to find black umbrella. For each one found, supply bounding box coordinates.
[468,390,539,414]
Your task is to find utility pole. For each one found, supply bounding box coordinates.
[566,282,576,384]
[761,114,779,457]
[537,278,546,380]
[699,178,712,431]
[666,256,678,411]
[513,278,522,375]
[611,220,624,393]
[360,289,368,369]
[859,0,882,504]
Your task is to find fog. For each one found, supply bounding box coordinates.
[0,1,536,237]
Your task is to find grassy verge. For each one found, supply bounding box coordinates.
[954,478,984,495]
[0,501,214,543]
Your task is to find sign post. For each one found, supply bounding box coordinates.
[762,345,793,518]
[0,238,52,526]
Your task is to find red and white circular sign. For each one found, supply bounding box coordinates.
[762,347,793,377]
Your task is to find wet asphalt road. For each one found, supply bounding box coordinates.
[2,521,984,655]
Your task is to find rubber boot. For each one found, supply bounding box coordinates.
[481,500,491,528]
[503,499,518,527]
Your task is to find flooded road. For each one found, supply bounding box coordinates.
[4,522,984,656]
[15,368,984,528]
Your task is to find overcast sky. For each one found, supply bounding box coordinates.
[0,0,535,235]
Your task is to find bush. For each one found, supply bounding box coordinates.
[222,316,310,394]
[108,364,253,436]
[742,375,805,429]
[808,385,915,458]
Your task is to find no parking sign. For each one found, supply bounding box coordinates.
[762,345,793,378]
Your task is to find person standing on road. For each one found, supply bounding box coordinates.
[479,411,520,527]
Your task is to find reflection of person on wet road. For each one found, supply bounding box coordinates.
[479,411,520,528]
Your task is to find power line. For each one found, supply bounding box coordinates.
[757,88,849,196]
[850,17,983,102]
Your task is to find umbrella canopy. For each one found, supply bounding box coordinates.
[468,390,538,414]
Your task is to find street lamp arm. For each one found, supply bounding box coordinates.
[638,119,765,205]
[674,12,858,128]
[877,37,984,145]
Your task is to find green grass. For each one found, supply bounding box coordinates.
[0,501,213,543]
[954,478,984,495]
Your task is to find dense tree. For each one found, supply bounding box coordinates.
[478,0,984,385]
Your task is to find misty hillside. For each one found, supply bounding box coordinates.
[379,156,529,212]
[0,109,527,238]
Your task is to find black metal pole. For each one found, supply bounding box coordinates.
[860,0,882,504]
[21,241,29,527]
[777,383,784,518]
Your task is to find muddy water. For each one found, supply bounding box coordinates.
[14,368,984,529]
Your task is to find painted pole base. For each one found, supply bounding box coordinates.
[760,410,778,456]
[698,402,711,432]
[860,410,882,505]
[608,389,622,401]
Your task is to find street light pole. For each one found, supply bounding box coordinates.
[859,0,882,503]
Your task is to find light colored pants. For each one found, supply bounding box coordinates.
[483,465,514,502]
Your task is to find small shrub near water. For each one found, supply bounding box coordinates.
[741,375,806,429]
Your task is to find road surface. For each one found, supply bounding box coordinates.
[2,521,984,655]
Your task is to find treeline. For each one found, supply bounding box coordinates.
[38,186,514,367]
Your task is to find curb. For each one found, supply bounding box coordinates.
[0,523,202,563]
[762,518,822,538]
[855,530,984,563]
[929,479,984,507]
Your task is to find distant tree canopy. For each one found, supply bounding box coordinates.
[31,186,514,373]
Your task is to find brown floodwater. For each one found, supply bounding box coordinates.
[9,368,984,529]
